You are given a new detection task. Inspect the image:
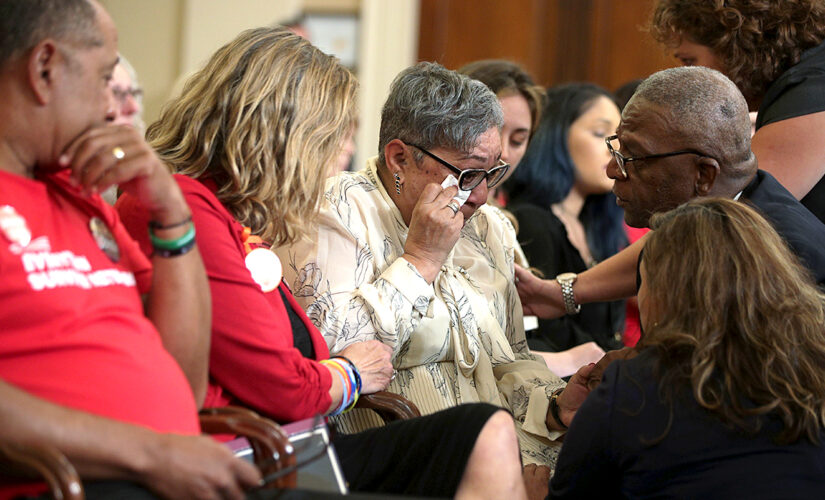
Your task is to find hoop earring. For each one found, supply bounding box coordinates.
[394,173,402,195]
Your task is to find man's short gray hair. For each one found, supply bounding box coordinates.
[0,0,101,69]
[378,62,503,166]
[630,66,753,168]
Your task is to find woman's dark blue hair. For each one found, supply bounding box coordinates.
[502,82,627,261]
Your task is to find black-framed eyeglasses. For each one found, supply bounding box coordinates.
[407,143,510,191]
[605,135,709,180]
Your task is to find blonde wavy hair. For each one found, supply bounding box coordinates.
[640,198,825,445]
[147,27,357,247]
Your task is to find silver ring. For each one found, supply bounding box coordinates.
[446,201,460,215]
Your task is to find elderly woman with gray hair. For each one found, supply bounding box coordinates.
[278,62,593,469]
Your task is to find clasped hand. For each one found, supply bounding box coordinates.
[338,340,394,394]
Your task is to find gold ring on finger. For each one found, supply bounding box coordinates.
[112,146,126,161]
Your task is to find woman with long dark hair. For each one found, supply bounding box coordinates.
[504,83,626,353]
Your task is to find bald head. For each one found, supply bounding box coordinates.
[628,67,755,179]
[0,0,102,70]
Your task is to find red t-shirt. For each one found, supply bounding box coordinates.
[0,170,200,434]
[116,175,332,424]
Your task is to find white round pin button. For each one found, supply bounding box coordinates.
[245,247,282,292]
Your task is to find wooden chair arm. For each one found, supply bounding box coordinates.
[0,443,84,500]
[199,405,262,421]
[199,407,296,489]
[355,391,421,422]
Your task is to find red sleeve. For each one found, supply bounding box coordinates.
[116,178,332,422]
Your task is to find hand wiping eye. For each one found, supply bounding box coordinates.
[441,175,470,207]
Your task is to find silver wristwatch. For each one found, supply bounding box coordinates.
[555,272,581,315]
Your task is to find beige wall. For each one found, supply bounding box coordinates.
[179,0,302,80]
[100,0,184,123]
[101,0,301,122]
[100,0,419,171]
[355,0,419,169]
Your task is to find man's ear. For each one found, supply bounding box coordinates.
[383,139,410,179]
[27,39,60,105]
[695,156,720,196]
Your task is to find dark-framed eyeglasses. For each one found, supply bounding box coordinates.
[407,143,510,191]
[605,134,709,179]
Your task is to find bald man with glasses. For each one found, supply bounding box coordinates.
[517,66,825,351]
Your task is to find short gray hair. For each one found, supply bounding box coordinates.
[378,62,503,166]
[630,66,753,169]
[0,0,101,69]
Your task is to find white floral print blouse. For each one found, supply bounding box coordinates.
[277,157,567,467]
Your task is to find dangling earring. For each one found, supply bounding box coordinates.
[394,173,402,195]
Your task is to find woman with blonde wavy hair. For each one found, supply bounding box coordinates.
[651,0,825,225]
[549,197,825,499]
[116,27,527,499]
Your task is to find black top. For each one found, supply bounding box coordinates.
[756,39,825,224]
[742,170,825,287]
[507,200,624,352]
[549,349,825,499]
[278,287,315,359]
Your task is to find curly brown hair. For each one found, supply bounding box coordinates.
[650,0,825,105]
[640,198,825,445]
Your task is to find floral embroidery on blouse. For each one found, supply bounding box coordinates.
[277,157,566,466]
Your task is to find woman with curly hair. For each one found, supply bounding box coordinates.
[548,197,825,498]
[650,0,825,224]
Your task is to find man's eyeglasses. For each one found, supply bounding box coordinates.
[407,143,510,191]
[605,135,709,180]
[111,86,143,104]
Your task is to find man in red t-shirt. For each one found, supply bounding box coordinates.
[0,1,259,498]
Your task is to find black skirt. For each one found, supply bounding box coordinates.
[333,402,502,498]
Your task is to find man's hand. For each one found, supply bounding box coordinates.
[59,124,188,225]
[523,464,551,500]
[403,184,464,283]
[60,124,211,404]
[142,433,261,500]
[515,265,565,319]
[337,340,394,394]
[587,347,638,391]
[547,362,596,431]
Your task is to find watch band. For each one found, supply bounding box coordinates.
[550,388,568,429]
[556,272,581,315]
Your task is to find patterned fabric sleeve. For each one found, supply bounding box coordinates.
[280,174,433,356]
[478,206,567,443]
